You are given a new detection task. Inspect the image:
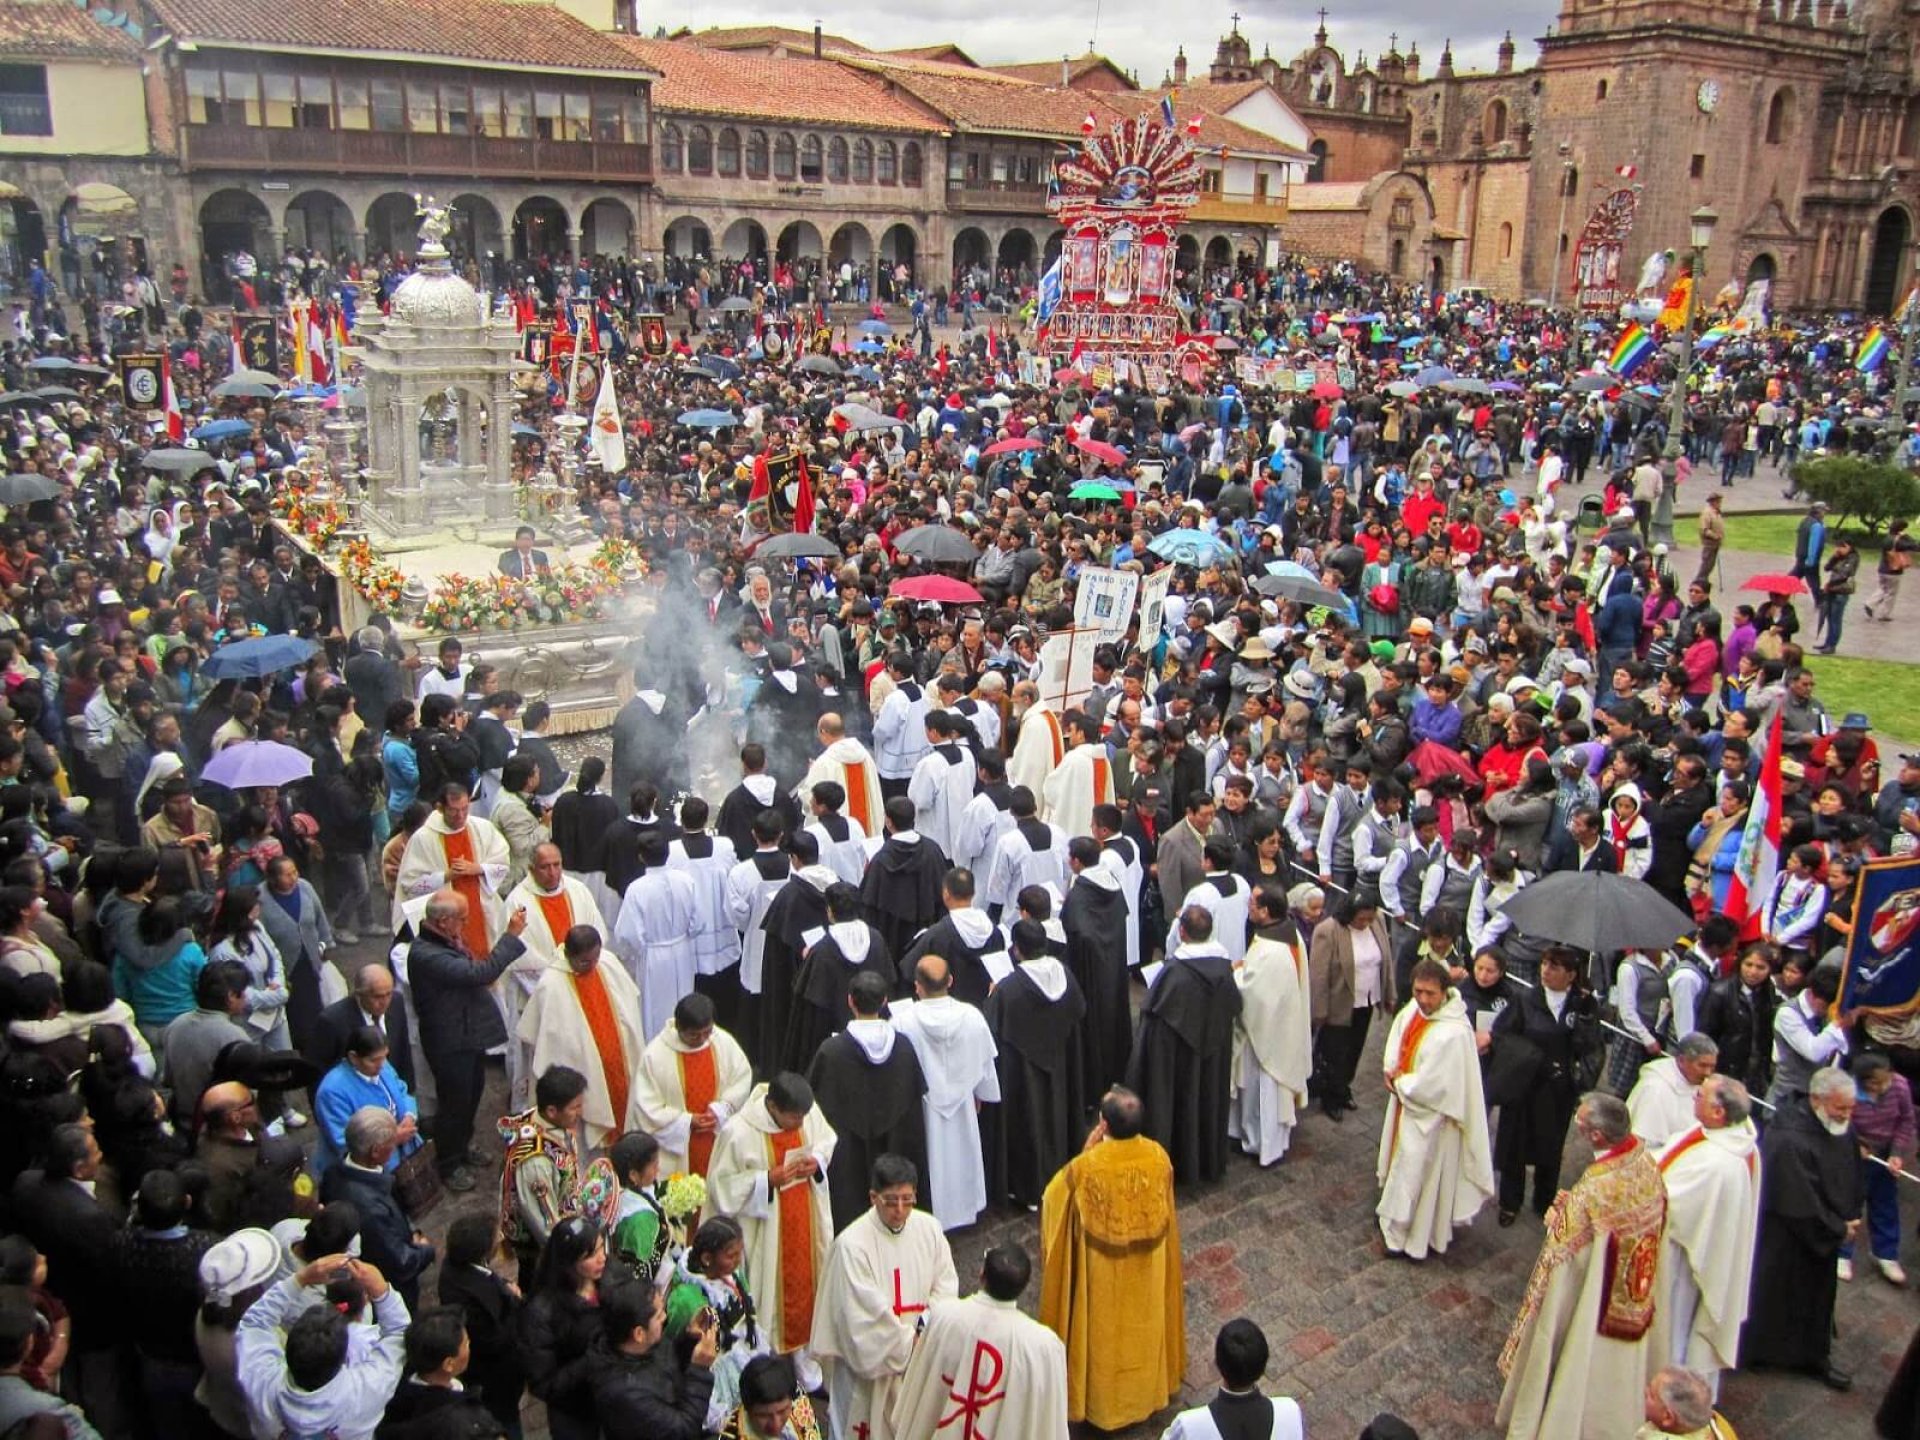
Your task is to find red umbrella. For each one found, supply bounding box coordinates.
[1310,380,1344,399]
[1740,572,1808,596]
[983,437,1042,456]
[889,575,984,605]
[1073,436,1127,467]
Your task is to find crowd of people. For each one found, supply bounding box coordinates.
[1,235,1920,1440]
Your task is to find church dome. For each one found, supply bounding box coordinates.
[388,263,481,330]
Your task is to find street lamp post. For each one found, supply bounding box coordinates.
[1655,204,1719,546]
[1547,143,1574,309]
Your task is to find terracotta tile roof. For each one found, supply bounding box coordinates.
[1142,79,1271,110]
[1130,84,1313,160]
[682,25,867,55]
[886,43,978,66]
[988,52,1134,89]
[146,0,657,73]
[612,37,944,133]
[0,1,140,61]
[840,52,1034,86]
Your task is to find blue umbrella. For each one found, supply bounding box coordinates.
[1414,365,1455,386]
[1266,559,1320,580]
[693,354,742,380]
[191,418,253,443]
[854,338,888,354]
[511,423,541,440]
[201,634,319,680]
[1148,530,1229,567]
[858,319,893,335]
[677,408,740,428]
[201,739,315,790]
[849,364,883,384]
[1396,335,1426,349]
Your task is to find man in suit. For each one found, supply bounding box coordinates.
[497,526,552,579]
[308,961,415,1091]
[1542,805,1619,875]
[696,567,743,630]
[319,1107,436,1311]
[1156,791,1216,935]
[742,569,787,638]
[408,887,529,1192]
[344,627,411,726]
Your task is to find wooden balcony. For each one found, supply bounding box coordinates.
[183,123,651,183]
[1190,192,1289,226]
[947,178,1050,214]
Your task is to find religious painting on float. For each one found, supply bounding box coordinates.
[636,313,669,358]
[1572,187,1641,314]
[1042,111,1202,377]
[1838,856,1920,1014]
[522,325,551,367]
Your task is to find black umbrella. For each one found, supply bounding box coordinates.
[1252,572,1349,609]
[756,532,840,559]
[796,354,841,376]
[28,386,79,402]
[139,447,219,474]
[892,524,978,564]
[1496,871,1696,953]
[0,473,62,504]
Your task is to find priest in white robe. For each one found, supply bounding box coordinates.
[666,799,742,979]
[1231,886,1313,1168]
[889,953,1000,1231]
[1039,712,1114,839]
[982,789,1068,917]
[1090,805,1144,974]
[1626,1034,1719,1148]
[515,925,646,1151]
[631,992,753,1178]
[907,711,976,861]
[803,780,870,889]
[613,831,706,1042]
[808,1153,958,1440]
[1496,1092,1668,1440]
[505,843,611,1108]
[394,785,510,955]
[1007,686,1064,798]
[952,753,1016,879]
[798,713,884,843]
[1651,1076,1760,1398]
[1165,837,1253,962]
[1376,958,1495,1260]
[708,1072,839,1370]
[892,1244,1069,1440]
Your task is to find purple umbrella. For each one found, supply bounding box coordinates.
[201,740,315,791]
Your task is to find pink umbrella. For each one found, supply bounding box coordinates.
[889,575,984,605]
[983,437,1042,456]
[1073,436,1127,467]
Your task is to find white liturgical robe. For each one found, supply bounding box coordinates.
[665,834,742,974]
[799,737,885,842]
[1375,991,1494,1259]
[1626,1057,1703,1149]
[1651,1120,1761,1388]
[891,1292,1070,1440]
[908,742,975,861]
[808,1208,958,1440]
[1008,703,1064,798]
[503,874,608,1107]
[889,995,1000,1230]
[1040,742,1114,840]
[1230,931,1314,1167]
[613,866,705,1041]
[630,1024,754,1177]
[983,820,1069,916]
[514,958,646,1149]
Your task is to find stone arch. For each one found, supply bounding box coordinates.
[580,197,633,258]
[877,140,898,185]
[448,194,504,262]
[800,134,823,183]
[1767,87,1794,146]
[1868,206,1911,314]
[510,195,569,261]
[0,185,47,291]
[852,136,874,185]
[1175,234,1200,273]
[199,187,272,299]
[828,136,850,183]
[902,141,924,187]
[777,219,823,262]
[659,121,684,172]
[285,189,355,259]
[1043,228,1065,269]
[1498,221,1514,260]
[687,124,714,175]
[829,221,871,269]
[774,133,796,181]
[1390,236,1406,276]
[746,129,770,179]
[1746,252,1777,287]
[663,214,712,259]
[1204,234,1233,268]
[951,226,991,278]
[997,228,1036,271]
[717,126,742,178]
[365,191,421,257]
[879,222,917,275]
[723,218,768,263]
[1484,98,1508,144]
[1307,140,1329,182]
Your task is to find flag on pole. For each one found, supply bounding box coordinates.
[1615,163,1638,179]
[1035,255,1064,332]
[1857,325,1892,373]
[1081,112,1097,134]
[588,359,626,474]
[161,352,183,443]
[229,316,245,376]
[308,306,331,386]
[1160,92,1178,128]
[791,455,816,534]
[1695,324,1732,352]
[1724,713,1784,941]
[1607,323,1655,377]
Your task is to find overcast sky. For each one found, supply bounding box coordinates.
[653,0,1559,90]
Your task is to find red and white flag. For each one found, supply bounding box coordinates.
[228,316,245,375]
[308,306,331,385]
[1616,163,1638,179]
[162,352,184,443]
[1723,712,1784,940]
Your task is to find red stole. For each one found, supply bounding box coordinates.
[768,1128,816,1349]
[1656,1127,1706,1173]
[678,1046,719,1176]
[536,888,574,951]
[571,966,628,1138]
[441,826,492,959]
[843,761,874,837]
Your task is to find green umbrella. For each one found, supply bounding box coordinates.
[1071,482,1123,500]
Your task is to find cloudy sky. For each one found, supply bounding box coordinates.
[650,0,1561,89]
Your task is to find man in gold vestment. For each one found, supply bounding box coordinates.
[1039,1086,1185,1431]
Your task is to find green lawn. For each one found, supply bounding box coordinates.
[1807,655,1920,747]
[1673,512,1871,555]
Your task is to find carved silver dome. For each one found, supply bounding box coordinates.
[389,264,482,330]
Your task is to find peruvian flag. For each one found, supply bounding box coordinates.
[162,352,183,442]
[791,454,816,534]
[228,316,245,375]
[308,306,331,385]
[1723,712,1784,940]
[1616,163,1638,179]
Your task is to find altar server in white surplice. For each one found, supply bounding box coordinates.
[889,953,1000,1231]
[982,787,1068,918]
[613,830,705,1041]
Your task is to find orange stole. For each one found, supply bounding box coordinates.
[1042,710,1064,766]
[570,966,628,1138]
[1384,1011,1433,1169]
[678,1046,719,1176]
[768,1128,816,1350]
[1657,1127,1706,1173]
[1091,754,1112,804]
[441,826,493,959]
[536,889,574,951]
[843,761,874,837]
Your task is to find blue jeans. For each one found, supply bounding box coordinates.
[1840,1152,1901,1261]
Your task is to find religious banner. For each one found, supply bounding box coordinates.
[1073,566,1140,646]
[1035,626,1103,714]
[1041,111,1202,373]
[1136,567,1174,655]
[1572,187,1641,314]
[1839,856,1920,1015]
[522,324,551,368]
[635,314,669,358]
[236,314,278,373]
[116,354,162,411]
